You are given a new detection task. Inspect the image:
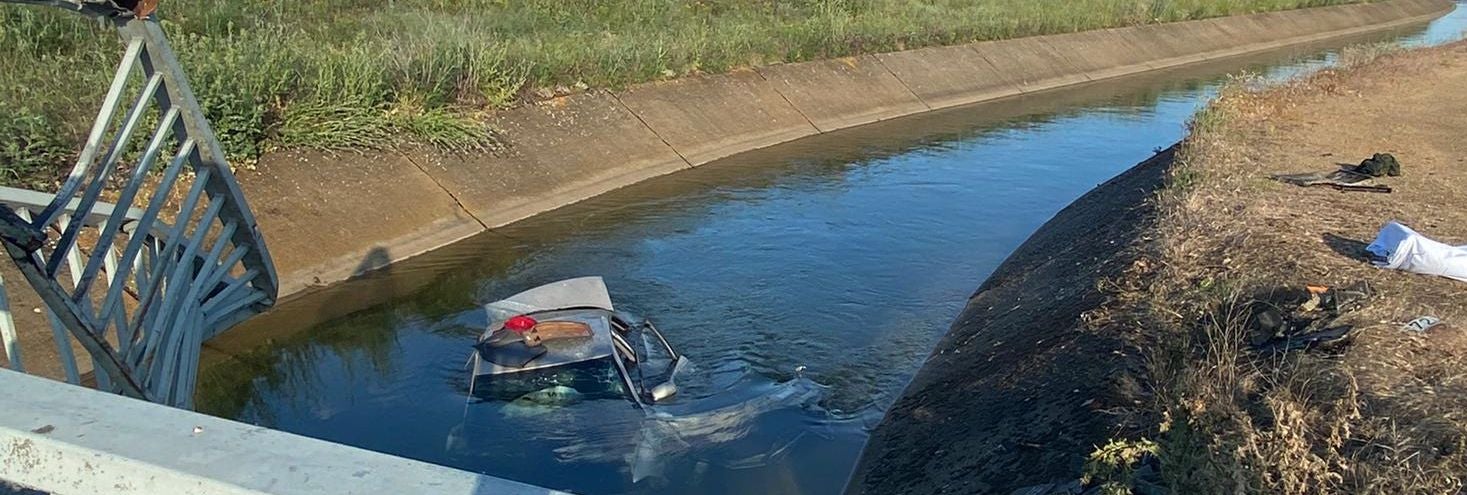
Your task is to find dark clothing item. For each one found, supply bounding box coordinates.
[1354,153,1401,177]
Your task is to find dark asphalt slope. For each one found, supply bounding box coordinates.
[846,147,1176,494]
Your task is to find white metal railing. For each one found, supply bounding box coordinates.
[0,2,277,408]
[0,368,561,495]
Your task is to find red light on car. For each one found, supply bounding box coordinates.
[505,315,537,333]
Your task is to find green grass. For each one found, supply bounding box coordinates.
[1,0,1368,186]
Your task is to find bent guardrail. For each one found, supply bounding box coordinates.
[0,0,276,409]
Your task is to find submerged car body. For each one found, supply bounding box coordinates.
[456,277,830,484]
[468,277,687,407]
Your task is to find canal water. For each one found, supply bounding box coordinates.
[197,10,1467,495]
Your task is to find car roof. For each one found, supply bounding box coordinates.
[473,308,616,375]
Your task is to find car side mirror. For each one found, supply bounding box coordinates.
[650,381,678,402]
[648,357,690,403]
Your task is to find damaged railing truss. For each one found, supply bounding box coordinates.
[0,1,277,408]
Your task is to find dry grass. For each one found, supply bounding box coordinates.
[1098,41,1467,493]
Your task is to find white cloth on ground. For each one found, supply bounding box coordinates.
[1366,221,1467,283]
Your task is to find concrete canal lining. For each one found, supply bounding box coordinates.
[236,0,1454,299]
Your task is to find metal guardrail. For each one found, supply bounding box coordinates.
[0,10,562,495]
[0,368,563,495]
[0,2,277,409]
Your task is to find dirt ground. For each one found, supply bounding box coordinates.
[1,262,95,382]
[850,40,1467,494]
[1131,40,1467,493]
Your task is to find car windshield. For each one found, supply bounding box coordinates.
[472,357,628,403]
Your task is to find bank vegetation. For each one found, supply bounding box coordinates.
[1087,40,1467,493]
[2,0,1366,187]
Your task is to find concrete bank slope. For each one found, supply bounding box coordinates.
[240,0,1452,298]
[845,147,1178,494]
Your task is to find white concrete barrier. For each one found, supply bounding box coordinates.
[0,369,563,494]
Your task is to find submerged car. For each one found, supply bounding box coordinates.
[455,277,832,485]
[467,277,689,407]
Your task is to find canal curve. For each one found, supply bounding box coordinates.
[197,10,1467,495]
